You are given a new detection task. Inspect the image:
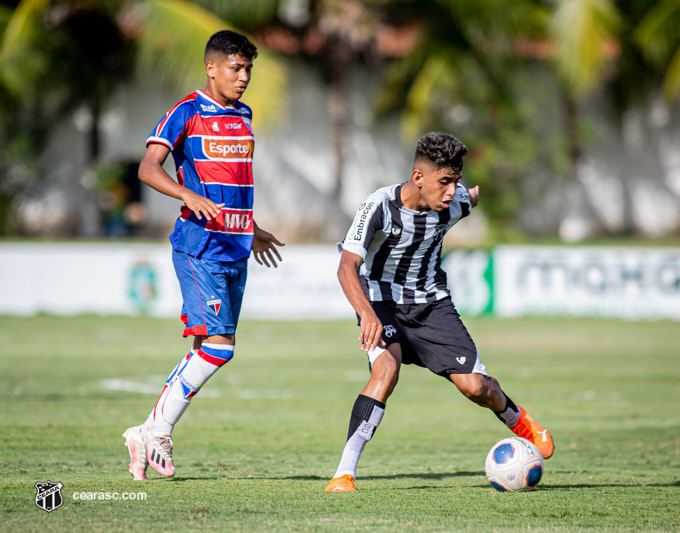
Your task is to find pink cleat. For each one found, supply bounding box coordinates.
[144,429,176,477]
[122,426,148,480]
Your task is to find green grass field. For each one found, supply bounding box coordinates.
[0,315,678,532]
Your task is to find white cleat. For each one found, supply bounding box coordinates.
[122,425,148,480]
[145,429,176,477]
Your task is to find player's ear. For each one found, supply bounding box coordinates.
[205,60,216,79]
[411,168,424,187]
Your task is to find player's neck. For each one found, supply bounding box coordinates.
[400,181,430,212]
[202,84,236,108]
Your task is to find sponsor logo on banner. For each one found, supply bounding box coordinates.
[207,299,221,316]
[35,481,64,513]
[203,138,253,160]
[494,246,680,320]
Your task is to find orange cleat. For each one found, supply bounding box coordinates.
[510,406,554,459]
[324,474,356,492]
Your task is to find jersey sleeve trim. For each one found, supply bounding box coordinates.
[147,97,197,152]
[341,241,368,259]
[146,136,174,150]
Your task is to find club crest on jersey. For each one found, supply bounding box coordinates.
[391,227,402,236]
[433,223,449,241]
[35,481,64,513]
[207,299,221,316]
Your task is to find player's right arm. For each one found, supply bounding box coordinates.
[138,143,224,220]
[338,250,385,353]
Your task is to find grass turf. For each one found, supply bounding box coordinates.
[0,315,678,532]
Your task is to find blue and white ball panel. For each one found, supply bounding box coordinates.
[492,442,516,465]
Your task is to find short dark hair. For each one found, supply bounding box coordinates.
[205,30,258,62]
[414,132,467,173]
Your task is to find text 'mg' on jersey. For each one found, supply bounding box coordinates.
[339,183,472,304]
[147,90,255,262]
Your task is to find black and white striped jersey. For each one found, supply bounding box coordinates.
[339,182,472,304]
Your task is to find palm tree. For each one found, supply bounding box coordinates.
[634,0,680,103]
[547,0,622,171]
[0,0,287,164]
[375,0,548,234]
[0,0,287,235]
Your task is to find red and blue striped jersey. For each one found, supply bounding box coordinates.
[147,90,255,262]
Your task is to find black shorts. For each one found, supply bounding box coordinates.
[359,298,478,376]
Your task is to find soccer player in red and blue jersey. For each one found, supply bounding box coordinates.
[122,30,284,480]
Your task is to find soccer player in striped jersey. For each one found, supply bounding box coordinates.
[325,132,554,492]
[122,30,284,480]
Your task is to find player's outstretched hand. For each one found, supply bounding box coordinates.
[252,225,285,267]
[359,309,386,352]
[183,190,224,220]
[468,185,479,208]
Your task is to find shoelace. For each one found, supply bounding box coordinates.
[151,434,173,460]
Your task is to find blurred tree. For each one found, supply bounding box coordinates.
[375,0,548,237]
[376,0,680,238]
[303,0,380,237]
[0,0,287,235]
[635,0,680,104]
[547,0,622,170]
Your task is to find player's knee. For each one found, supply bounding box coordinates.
[370,360,399,386]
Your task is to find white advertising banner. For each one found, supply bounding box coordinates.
[1,243,678,320]
[493,246,680,320]
[0,243,351,320]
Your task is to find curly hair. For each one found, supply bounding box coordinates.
[414,132,467,172]
[205,30,258,62]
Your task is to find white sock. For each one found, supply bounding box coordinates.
[495,394,521,428]
[333,395,385,478]
[150,344,234,435]
[142,349,196,432]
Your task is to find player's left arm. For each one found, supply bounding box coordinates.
[457,180,479,209]
[252,221,285,267]
[468,185,479,208]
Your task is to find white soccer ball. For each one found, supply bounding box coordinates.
[485,436,544,491]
